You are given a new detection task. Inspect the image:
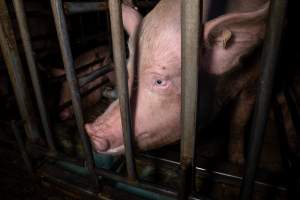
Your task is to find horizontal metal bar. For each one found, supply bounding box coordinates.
[239,0,287,200]
[58,80,109,112]
[40,157,205,200]
[12,0,57,153]
[50,60,112,83]
[64,2,108,15]
[0,0,40,141]
[108,0,137,181]
[140,153,287,192]
[78,64,113,87]
[50,0,98,186]
[180,0,203,199]
[96,168,206,200]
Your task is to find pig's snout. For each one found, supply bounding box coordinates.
[85,101,125,154]
[85,123,110,152]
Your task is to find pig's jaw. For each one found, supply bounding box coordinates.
[97,144,125,155]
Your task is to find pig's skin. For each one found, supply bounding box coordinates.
[52,46,113,120]
[85,0,270,157]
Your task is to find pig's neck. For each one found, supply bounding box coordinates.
[198,48,261,129]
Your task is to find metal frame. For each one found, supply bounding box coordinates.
[108,0,137,181]
[50,0,99,187]
[12,0,57,154]
[0,0,40,142]
[180,0,202,199]
[0,0,289,199]
[239,0,287,199]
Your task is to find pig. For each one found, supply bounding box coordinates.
[52,46,114,120]
[85,0,270,156]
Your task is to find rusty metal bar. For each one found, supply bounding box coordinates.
[0,0,40,141]
[108,0,137,180]
[78,64,113,87]
[50,59,111,82]
[180,0,203,199]
[239,0,287,199]
[59,80,109,112]
[51,63,113,88]
[12,0,57,153]
[64,2,108,15]
[50,0,98,186]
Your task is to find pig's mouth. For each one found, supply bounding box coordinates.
[90,132,150,155]
[98,145,125,155]
[90,136,124,155]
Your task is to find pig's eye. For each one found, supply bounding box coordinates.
[156,80,162,85]
[148,73,172,94]
[154,79,168,87]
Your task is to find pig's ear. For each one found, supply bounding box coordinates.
[203,2,270,74]
[122,4,142,36]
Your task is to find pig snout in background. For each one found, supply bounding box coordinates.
[51,45,115,121]
[85,0,270,156]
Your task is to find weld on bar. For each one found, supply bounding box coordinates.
[50,0,98,186]
[108,0,137,180]
[239,0,287,199]
[0,0,40,141]
[180,0,202,199]
[12,0,57,154]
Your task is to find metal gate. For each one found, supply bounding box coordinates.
[0,0,289,199]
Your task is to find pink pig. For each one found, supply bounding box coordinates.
[85,0,270,154]
[52,46,113,120]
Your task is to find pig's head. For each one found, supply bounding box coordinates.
[85,0,270,154]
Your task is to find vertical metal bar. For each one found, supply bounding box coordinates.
[12,0,56,154]
[180,0,202,199]
[50,0,98,186]
[11,121,34,176]
[0,0,40,141]
[108,0,137,180]
[239,0,287,199]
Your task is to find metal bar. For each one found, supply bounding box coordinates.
[51,63,113,87]
[11,121,34,176]
[0,0,40,141]
[108,0,137,180]
[64,1,158,15]
[64,2,108,15]
[50,59,110,83]
[78,64,113,87]
[59,80,109,111]
[96,167,209,200]
[50,0,98,186]
[239,0,287,199]
[180,0,202,199]
[12,0,57,153]
[141,153,287,192]
[96,168,176,198]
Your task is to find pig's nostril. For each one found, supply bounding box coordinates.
[93,138,109,152]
